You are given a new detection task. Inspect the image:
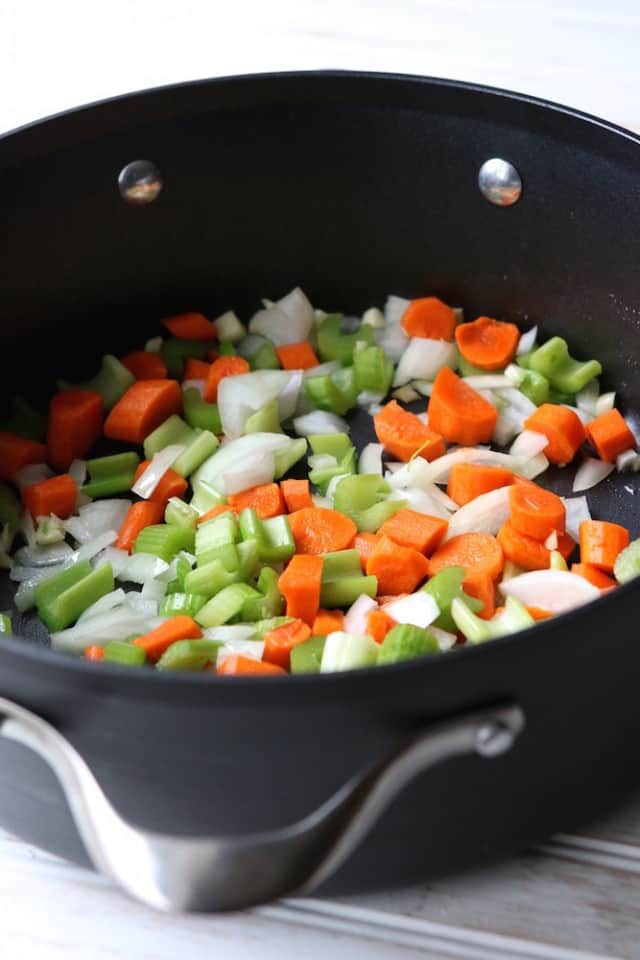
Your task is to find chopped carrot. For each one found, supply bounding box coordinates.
[22,474,77,521]
[366,607,396,644]
[526,606,553,621]
[585,409,636,463]
[428,367,498,445]
[0,433,48,482]
[366,535,430,595]
[447,464,513,507]
[354,532,380,572]
[428,532,504,581]
[228,483,285,519]
[132,460,188,506]
[183,358,211,381]
[278,554,323,625]
[47,389,104,472]
[509,482,566,542]
[523,404,586,465]
[217,655,286,676]
[115,500,165,552]
[275,341,320,370]
[203,356,250,403]
[120,351,168,380]
[455,316,520,371]
[104,380,182,445]
[263,618,312,670]
[84,645,105,661]
[571,563,618,590]
[288,507,357,555]
[377,509,448,555]
[162,312,217,340]
[462,570,496,619]
[374,400,446,462]
[312,609,345,635]
[132,615,202,662]
[196,504,233,525]
[401,297,456,340]
[497,520,574,571]
[281,478,313,512]
[579,520,629,573]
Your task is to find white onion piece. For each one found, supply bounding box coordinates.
[544,530,558,550]
[393,338,458,386]
[68,459,87,487]
[312,494,333,509]
[145,336,163,353]
[303,360,341,379]
[358,443,384,475]
[411,379,433,397]
[387,487,451,519]
[249,287,313,345]
[572,457,615,493]
[444,486,512,540]
[389,447,540,487]
[236,334,267,359]
[616,448,640,472]
[117,553,169,584]
[357,390,385,407]
[132,444,185,499]
[14,541,74,567]
[576,380,600,416]
[344,594,379,636]
[92,546,129,578]
[192,433,295,493]
[248,306,293,346]
[10,562,68,583]
[392,385,420,403]
[278,370,304,421]
[516,325,538,355]
[182,378,206,397]
[215,309,246,343]
[426,483,460,512]
[216,639,265,667]
[510,430,549,459]
[375,295,410,361]
[14,463,53,489]
[463,375,513,390]
[293,410,349,436]
[75,529,118,563]
[125,593,160,616]
[65,500,131,544]
[15,579,39,612]
[362,306,385,328]
[276,287,314,336]
[77,588,127,623]
[51,610,165,655]
[382,592,439,629]
[595,392,616,416]
[222,452,275,495]
[563,404,592,426]
[500,570,598,613]
[203,624,257,643]
[141,577,168,604]
[20,509,36,549]
[325,474,351,503]
[218,370,302,437]
[429,625,457,651]
[562,496,591,541]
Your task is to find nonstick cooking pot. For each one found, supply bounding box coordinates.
[0,71,639,911]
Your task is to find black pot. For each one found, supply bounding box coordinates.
[1,71,639,902]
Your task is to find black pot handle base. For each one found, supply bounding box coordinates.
[0,696,524,912]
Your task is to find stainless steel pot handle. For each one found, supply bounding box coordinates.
[0,695,524,912]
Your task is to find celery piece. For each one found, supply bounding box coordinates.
[516,352,533,370]
[614,538,640,584]
[195,513,239,564]
[196,582,261,628]
[185,557,242,598]
[377,624,439,665]
[290,635,326,673]
[0,396,47,441]
[103,640,146,667]
[172,431,219,478]
[458,356,496,378]
[451,596,534,644]
[320,631,379,672]
[156,638,222,671]
[82,451,140,498]
[59,355,134,409]
[36,563,114,633]
[516,368,549,406]
[218,339,237,356]
[35,515,66,545]
[164,554,193,594]
[309,447,356,494]
[321,550,363,581]
[355,499,407,533]
[238,510,295,563]
[251,615,294,638]
[240,567,284,621]
[333,474,405,533]
[309,433,353,459]
[0,482,21,546]
[273,437,307,477]
[527,337,602,394]
[354,345,394,395]
[183,388,223,434]
[165,497,199,529]
[422,566,483,633]
[320,575,378,608]
[305,367,359,416]
[160,592,208,618]
[190,478,227,515]
[0,612,12,635]
[548,387,575,405]
[250,341,280,370]
[317,314,374,365]
[34,560,93,613]
[160,338,213,379]
[143,415,196,459]
[245,399,281,434]
[133,525,195,563]
[237,539,260,579]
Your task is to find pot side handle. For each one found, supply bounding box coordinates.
[0,695,524,912]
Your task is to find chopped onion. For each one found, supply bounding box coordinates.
[14,541,74,567]
[362,307,385,328]
[411,379,433,397]
[391,385,420,403]
[303,360,341,380]
[389,446,545,487]
[595,392,616,416]
[344,594,378,635]
[75,529,118,563]
[125,594,160,616]
[117,553,169,584]
[617,448,640,472]
[445,486,512,540]
[51,609,165,655]
[145,336,163,353]
[249,287,313,345]
[77,588,127,623]
[544,530,558,550]
[218,370,302,437]
[510,430,549,459]
[192,433,297,494]
[236,334,267,359]
[182,378,205,397]
[222,451,275,495]
[387,486,451,519]
[293,410,349,436]
[562,496,591,541]
[382,592,439,629]
[20,509,36,548]
[141,576,168,604]
[463,375,513,390]
[15,579,39,612]
[393,338,458,386]
[500,570,598,613]
[576,379,600,416]
[10,562,68,583]
[216,639,265,667]
[375,295,410,361]
[516,325,538,355]
[358,443,384,475]
[68,459,87,487]
[132,444,185,499]
[312,494,333,509]
[429,625,457,651]
[14,463,53,489]
[203,624,257,643]
[325,473,351,502]
[367,402,384,416]
[563,404,592,426]
[215,309,246,343]
[65,500,131,544]
[357,390,384,407]
[92,546,129,578]
[573,457,615,493]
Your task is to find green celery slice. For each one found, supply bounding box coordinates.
[196,583,261,628]
[156,639,222,671]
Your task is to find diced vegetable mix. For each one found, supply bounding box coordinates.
[0,292,638,675]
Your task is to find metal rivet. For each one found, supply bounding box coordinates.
[118,160,163,205]
[478,158,522,206]
[475,721,515,757]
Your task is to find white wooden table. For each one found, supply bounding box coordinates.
[2,1,640,957]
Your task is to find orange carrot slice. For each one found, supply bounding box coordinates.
[374,400,446,462]
[366,535,430,595]
[579,519,629,573]
[104,380,182,445]
[428,532,504,580]
[401,297,456,340]
[509,483,566,542]
[447,463,513,507]
[428,368,498,445]
[585,409,636,463]
[378,509,448,555]
[523,404,586,465]
[455,316,520,370]
[288,507,357,555]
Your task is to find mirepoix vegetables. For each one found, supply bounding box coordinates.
[0,285,634,676]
